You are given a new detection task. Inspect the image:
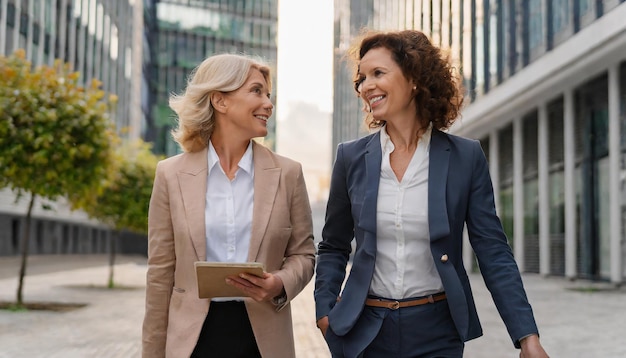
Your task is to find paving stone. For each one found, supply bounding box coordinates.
[1,255,625,357]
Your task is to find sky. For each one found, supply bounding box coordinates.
[276,0,334,202]
[276,1,334,114]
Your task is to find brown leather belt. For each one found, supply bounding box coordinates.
[364,292,446,310]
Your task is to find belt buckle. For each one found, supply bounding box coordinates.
[389,300,400,310]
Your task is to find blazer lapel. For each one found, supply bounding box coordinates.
[331,133,381,336]
[428,129,451,241]
[248,142,280,261]
[177,148,208,261]
[358,132,382,235]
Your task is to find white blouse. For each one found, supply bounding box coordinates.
[204,141,254,264]
[369,125,444,299]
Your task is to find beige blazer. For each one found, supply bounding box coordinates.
[142,141,316,358]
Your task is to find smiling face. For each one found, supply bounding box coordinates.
[220,67,273,139]
[357,47,416,124]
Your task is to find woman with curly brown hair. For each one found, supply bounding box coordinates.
[314,30,549,358]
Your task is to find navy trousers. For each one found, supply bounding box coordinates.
[325,298,463,358]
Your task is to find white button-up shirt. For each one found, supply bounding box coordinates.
[205,141,254,264]
[369,125,444,299]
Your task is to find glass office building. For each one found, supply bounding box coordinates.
[0,0,279,256]
[0,0,144,135]
[0,0,145,256]
[333,1,626,283]
[152,0,278,155]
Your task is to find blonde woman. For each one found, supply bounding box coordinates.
[142,53,316,358]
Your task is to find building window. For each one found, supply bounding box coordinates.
[7,3,16,28]
[526,0,545,61]
[551,0,570,34]
[575,0,596,31]
[574,74,610,280]
[503,0,518,78]
[20,10,29,37]
[499,124,514,246]
[619,62,626,266]
[472,0,485,97]
[547,97,566,275]
[487,0,503,89]
[549,0,573,48]
[254,0,262,17]
[523,111,539,273]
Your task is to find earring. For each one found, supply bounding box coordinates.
[412,86,417,90]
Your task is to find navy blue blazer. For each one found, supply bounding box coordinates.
[314,129,539,348]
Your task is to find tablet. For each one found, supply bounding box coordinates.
[194,261,266,299]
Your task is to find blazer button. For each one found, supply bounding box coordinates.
[440,254,449,263]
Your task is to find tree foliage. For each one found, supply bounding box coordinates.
[74,138,160,288]
[79,138,160,235]
[0,49,117,306]
[0,49,117,200]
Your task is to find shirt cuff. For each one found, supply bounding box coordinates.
[272,289,287,306]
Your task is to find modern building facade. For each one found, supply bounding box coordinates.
[332,0,626,283]
[0,0,145,135]
[332,0,372,152]
[0,0,279,257]
[0,0,145,256]
[454,1,626,284]
[152,0,278,155]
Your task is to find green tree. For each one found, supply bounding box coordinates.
[0,50,117,308]
[77,139,160,288]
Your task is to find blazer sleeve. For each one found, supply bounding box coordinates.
[314,143,354,321]
[142,160,176,358]
[465,141,539,348]
[272,162,316,311]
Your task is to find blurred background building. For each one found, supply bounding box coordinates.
[0,0,277,257]
[332,0,626,284]
[0,0,145,257]
[149,0,278,155]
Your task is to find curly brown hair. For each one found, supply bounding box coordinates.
[348,29,464,131]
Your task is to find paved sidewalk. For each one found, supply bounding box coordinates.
[0,255,329,358]
[1,255,625,357]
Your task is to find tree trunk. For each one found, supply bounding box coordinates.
[108,230,118,289]
[16,193,36,307]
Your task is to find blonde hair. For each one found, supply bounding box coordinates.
[170,53,272,152]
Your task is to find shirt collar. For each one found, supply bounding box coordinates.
[207,140,254,176]
[379,123,433,155]
[379,125,395,155]
[420,124,433,153]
